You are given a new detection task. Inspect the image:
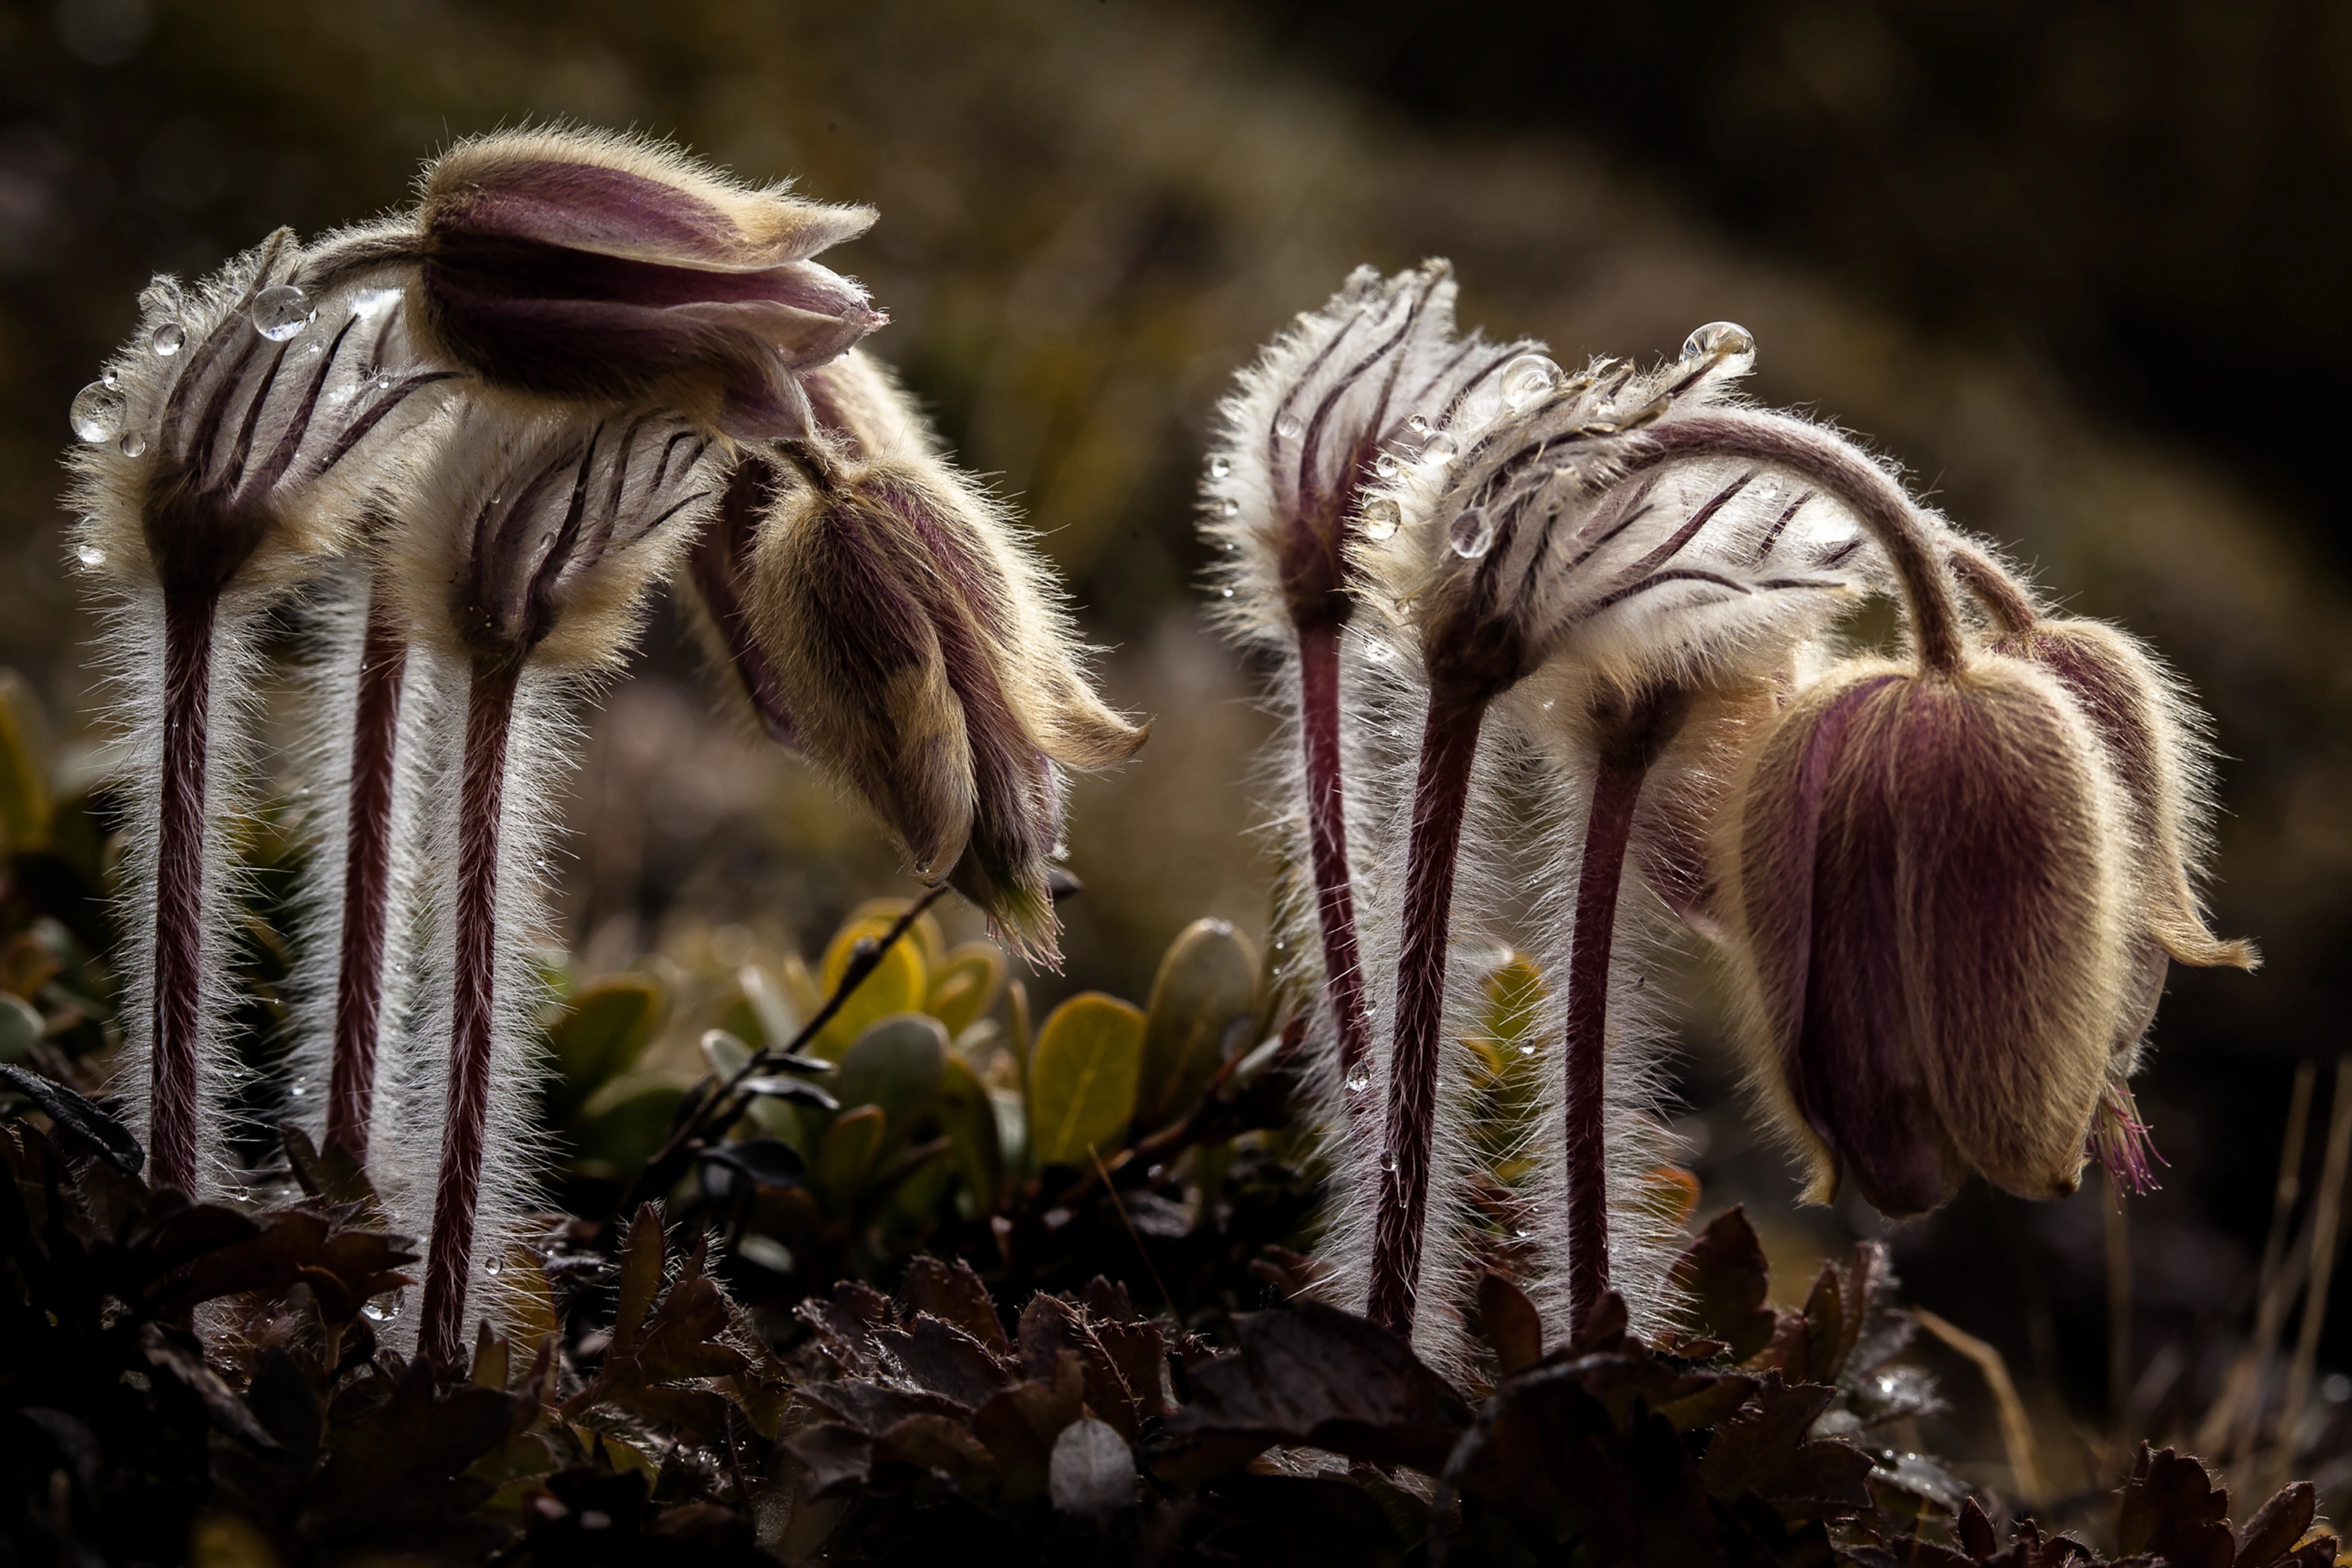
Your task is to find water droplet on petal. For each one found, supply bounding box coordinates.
[252,283,313,342]
[1380,1152,1398,1175]
[484,1257,503,1277]
[76,545,105,569]
[361,1289,405,1323]
[1421,431,1458,459]
[69,382,127,443]
[1220,499,1239,518]
[1407,414,1432,436]
[1449,506,1494,559]
[151,321,186,356]
[1374,452,1401,479]
[1208,456,1231,479]
[1517,1042,1536,1058]
[1275,414,1303,440]
[1345,1066,1372,1093]
[1499,353,1562,410]
[1680,320,1757,377]
[1221,587,1235,599]
[288,1077,308,1099]
[1360,497,1401,541]
[118,432,147,458]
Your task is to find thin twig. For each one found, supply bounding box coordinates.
[1091,1142,1174,1318]
[2198,1061,2316,1460]
[2268,1054,2352,1489]
[1914,1306,2048,1506]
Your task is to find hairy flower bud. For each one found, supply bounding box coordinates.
[1723,655,2131,1216]
[744,376,1145,962]
[316,128,885,438]
[1205,260,1540,643]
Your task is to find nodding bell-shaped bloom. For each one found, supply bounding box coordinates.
[312,127,885,438]
[742,351,1146,964]
[1723,653,2133,1217]
[65,229,454,1196]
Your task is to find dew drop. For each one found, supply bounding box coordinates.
[1407,414,1432,436]
[484,1257,503,1277]
[151,321,186,356]
[252,283,314,342]
[1448,506,1494,559]
[1499,353,1562,410]
[1421,431,1458,459]
[69,382,127,444]
[1221,499,1240,518]
[1345,1066,1372,1094]
[1208,456,1231,479]
[1275,414,1303,440]
[1362,639,1393,664]
[361,1289,404,1323]
[118,432,147,458]
[1680,320,1757,377]
[1360,496,1402,541]
[76,545,105,569]
[1374,452,1401,479]
[288,1077,308,1100]
[1518,1042,1536,1058]
[1221,587,1235,599]
[1380,1152,1398,1175]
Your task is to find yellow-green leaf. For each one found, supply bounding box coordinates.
[927,941,1008,1038]
[810,917,928,1061]
[818,1105,887,1200]
[845,897,947,973]
[1135,919,1259,1131]
[1027,992,1145,1170]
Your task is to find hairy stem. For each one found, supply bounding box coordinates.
[1296,620,1375,1097]
[1558,698,1681,1337]
[1627,411,1970,675]
[1944,539,2040,635]
[1367,694,1487,1337]
[421,650,522,1371]
[150,586,219,1195]
[326,588,409,1160]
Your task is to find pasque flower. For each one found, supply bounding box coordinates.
[1347,327,1887,1342]
[392,410,723,1368]
[738,349,1148,964]
[66,230,452,1196]
[1203,261,1541,1121]
[307,126,886,438]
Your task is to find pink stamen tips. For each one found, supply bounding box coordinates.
[2092,1079,2168,1199]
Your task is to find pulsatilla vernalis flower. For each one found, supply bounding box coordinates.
[320,127,884,438]
[1724,652,2134,1218]
[744,394,1146,963]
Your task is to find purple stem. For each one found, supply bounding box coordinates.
[1367,694,1488,1337]
[421,650,522,1371]
[150,586,218,1195]
[1297,620,1374,1097]
[326,588,410,1160]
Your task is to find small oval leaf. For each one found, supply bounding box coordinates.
[547,976,666,1119]
[1028,993,1145,1171]
[1136,920,1259,1131]
[818,1105,887,1198]
[811,918,929,1061]
[832,1013,948,1145]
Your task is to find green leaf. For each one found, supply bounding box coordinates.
[938,1053,1003,1208]
[1028,993,1145,1170]
[810,917,928,1061]
[832,1012,948,1149]
[564,1083,683,1180]
[1136,919,1258,1131]
[545,976,666,1123]
[927,941,1007,1038]
[818,1105,887,1200]
[0,993,40,1065]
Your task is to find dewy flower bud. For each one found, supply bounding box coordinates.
[331,127,886,438]
[1724,655,2131,1217]
[746,362,1145,963]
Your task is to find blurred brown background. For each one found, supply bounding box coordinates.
[5,0,2350,1508]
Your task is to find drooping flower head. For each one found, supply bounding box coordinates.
[742,351,1147,964]
[307,127,886,439]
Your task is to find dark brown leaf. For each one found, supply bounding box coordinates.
[1668,1207,1779,1363]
